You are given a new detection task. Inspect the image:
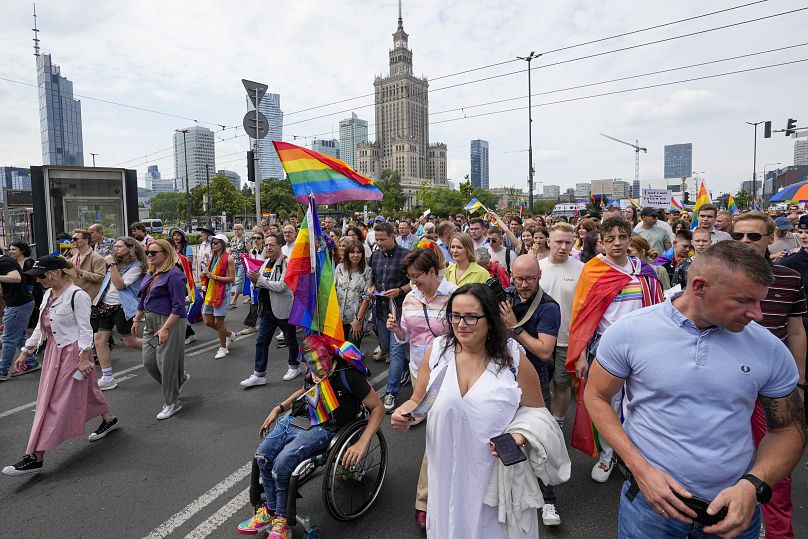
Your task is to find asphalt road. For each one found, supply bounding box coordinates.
[1,302,806,538]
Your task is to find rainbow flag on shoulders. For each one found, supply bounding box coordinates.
[272,141,382,205]
[304,377,340,425]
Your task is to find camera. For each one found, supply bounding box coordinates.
[486,277,511,303]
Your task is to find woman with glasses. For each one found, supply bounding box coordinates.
[92,237,147,391]
[3,256,119,476]
[446,234,489,286]
[335,239,372,349]
[202,234,237,360]
[230,224,250,308]
[239,232,267,336]
[132,240,189,420]
[391,284,544,538]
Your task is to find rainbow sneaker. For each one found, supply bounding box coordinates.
[236,504,274,535]
[268,516,289,539]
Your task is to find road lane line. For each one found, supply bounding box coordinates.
[143,462,252,539]
[182,487,250,539]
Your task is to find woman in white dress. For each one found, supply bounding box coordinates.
[391,284,544,539]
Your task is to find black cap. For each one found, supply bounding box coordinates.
[640,207,657,217]
[25,255,68,276]
[798,215,808,230]
[196,225,215,235]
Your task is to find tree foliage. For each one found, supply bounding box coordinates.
[377,169,405,214]
[259,178,300,220]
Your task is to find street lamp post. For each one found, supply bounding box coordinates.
[762,162,782,205]
[517,51,541,214]
[89,153,98,167]
[178,129,191,232]
[746,121,765,208]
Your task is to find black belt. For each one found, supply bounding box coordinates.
[616,458,640,501]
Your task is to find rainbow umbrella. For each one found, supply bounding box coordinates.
[770,181,808,202]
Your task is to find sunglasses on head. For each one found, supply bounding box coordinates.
[730,232,763,241]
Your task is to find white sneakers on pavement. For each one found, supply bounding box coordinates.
[542,504,561,526]
[97,377,118,391]
[282,365,304,381]
[240,374,267,388]
[226,332,238,348]
[591,456,615,483]
[239,326,256,336]
[185,334,197,345]
[214,347,230,360]
[157,402,182,420]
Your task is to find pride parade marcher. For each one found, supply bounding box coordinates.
[201,233,238,360]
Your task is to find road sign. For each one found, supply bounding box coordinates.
[243,110,269,140]
[641,189,672,208]
[242,79,268,108]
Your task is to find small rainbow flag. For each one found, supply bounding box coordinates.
[261,211,270,218]
[727,195,738,214]
[334,341,369,376]
[272,141,382,205]
[305,377,340,425]
[670,197,684,212]
[691,181,712,229]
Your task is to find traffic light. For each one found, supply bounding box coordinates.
[785,118,797,137]
[247,150,255,183]
[764,121,772,138]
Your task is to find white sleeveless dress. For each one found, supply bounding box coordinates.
[425,335,522,539]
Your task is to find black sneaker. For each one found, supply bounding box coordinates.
[400,371,411,387]
[2,454,43,476]
[383,393,397,414]
[88,417,119,442]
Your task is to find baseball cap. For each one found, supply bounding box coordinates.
[374,216,385,223]
[25,255,68,276]
[640,207,657,217]
[775,216,793,231]
[798,215,808,230]
[212,233,229,244]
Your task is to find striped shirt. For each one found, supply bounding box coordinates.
[396,278,457,376]
[761,264,807,342]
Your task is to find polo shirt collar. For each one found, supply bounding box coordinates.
[665,292,720,335]
[412,276,453,302]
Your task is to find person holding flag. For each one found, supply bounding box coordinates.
[201,234,238,360]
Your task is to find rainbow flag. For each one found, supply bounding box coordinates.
[284,196,344,342]
[304,377,341,426]
[691,181,712,229]
[272,141,382,205]
[333,341,369,376]
[627,196,642,210]
[727,195,738,214]
[261,211,270,218]
[670,197,684,212]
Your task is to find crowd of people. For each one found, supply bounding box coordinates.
[1,202,807,539]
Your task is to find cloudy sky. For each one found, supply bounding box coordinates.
[1,0,806,197]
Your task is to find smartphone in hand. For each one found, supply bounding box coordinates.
[673,492,727,526]
[146,336,160,349]
[490,433,527,466]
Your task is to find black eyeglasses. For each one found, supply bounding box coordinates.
[146,249,164,256]
[731,232,764,241]
[448,313,485,326]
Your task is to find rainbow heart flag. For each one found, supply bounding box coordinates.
[305,376,340,425]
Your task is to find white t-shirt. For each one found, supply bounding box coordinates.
[487,246,518,274]
[102,264,144,306]
[539,256,584,346]
[598,255,644,334]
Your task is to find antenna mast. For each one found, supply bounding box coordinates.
[32,3,41,57]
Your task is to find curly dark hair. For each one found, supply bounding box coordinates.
[441,284,513,372]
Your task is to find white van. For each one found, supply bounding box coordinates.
[141,218,164,234]
[551,203,587,218]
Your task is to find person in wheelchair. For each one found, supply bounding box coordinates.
[237,335,385,538]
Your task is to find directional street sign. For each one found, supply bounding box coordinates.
[243,110,269,139]
[242,79,268,108]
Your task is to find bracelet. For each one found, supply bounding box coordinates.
[798,382,807,390]
[277,402,285,412]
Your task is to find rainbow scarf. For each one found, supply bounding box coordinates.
[333,341,369,376]
[566,255,663,458]
[203,252,229,307]
[305,376,340,425]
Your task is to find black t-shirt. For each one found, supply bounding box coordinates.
[291,367,372,431]
[0,256,33,307]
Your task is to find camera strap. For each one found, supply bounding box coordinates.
[512,288,543,329]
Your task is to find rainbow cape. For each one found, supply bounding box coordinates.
[177,253,196,304]
[305,376,340,425]
[566,255,664,458]
[272,141,382,205]
[203,252,229,307]
[284,195,344,342]
[691,181,712,229]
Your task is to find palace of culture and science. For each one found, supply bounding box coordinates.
[357,4,448,209]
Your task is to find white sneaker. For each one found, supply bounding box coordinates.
[226,332,238,348]
[591,456,615,483]
[242,297,252,304]
[97,377,118,391]
[542,504,561,526]
[240,374,267,388]
[282,365,304,381]
[156,402,182,420]
[275,332,285,342]
[184,334,197,345]
[214,347,230,359]
[239,326,256,336]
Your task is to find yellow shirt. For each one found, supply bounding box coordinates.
[445,262,490,286]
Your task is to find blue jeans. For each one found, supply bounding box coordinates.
[618,481,761,538]
[256,415,334,517]
[0,301,35,373]
[254,311,299,375]
[377,318,409,395]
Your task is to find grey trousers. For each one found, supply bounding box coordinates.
[142,311,186,405]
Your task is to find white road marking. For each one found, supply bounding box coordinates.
[182,487,250,539]
[143,462,252,539]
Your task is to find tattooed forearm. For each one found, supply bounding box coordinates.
[760,390,807,445]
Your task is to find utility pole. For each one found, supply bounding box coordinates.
[205,163,212,227]
[179,129,191,231]
[254,87,261,223]
[517,52,540,213]
[89,153,98,167]
[746,121,764,207]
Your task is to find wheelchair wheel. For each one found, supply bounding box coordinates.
[322,419,387,521]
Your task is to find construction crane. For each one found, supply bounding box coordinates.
[600,133,647,187]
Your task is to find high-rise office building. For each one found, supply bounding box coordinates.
[145,164,161,190]
[36,52,84,166]
[0,167,32,204]
[339,113,368,169]
[173,126,215,189]
[664,143,693,179]
[575,182,591,198]
[247,93,284,180]
[152,177,179,194]
[795,137,808,167]
[632,179,640,198]
[218,169,241,190]
[542,185,560,199]
[311,139,340,159]
[612,179,630,199]
[470,140,489,189]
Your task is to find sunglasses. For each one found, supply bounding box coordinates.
[146,249,164,256]
[730,232,764,241]
[71,237,84,241]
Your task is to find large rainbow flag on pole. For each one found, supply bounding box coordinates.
[272,141,383,205]
[284,195,344,342]
[727,195,738,214]
[691,181,712,229]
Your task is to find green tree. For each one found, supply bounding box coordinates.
[150,192,184,220]
[459,178,474,202]
[734,189,754,210]
[377,169,405,214]
[259,178,301,220]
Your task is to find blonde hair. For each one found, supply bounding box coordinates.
[551,222,574,234]
[733,211,775,235]
[450,233,477,263]
[147,239,178,275]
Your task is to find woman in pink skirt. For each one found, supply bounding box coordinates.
[2,255,119,477]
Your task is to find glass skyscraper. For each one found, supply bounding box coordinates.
[339,113,368,169]
[37,53,84,166]
[247,93,284,181]
[664,143,693,179]
[173,126,216,189]
[470,139,489,189]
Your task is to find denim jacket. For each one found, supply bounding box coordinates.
[94,262,143,320]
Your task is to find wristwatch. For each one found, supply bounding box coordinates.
[797,382,807,390]
[513,326,525,336]
[740,474,772,503]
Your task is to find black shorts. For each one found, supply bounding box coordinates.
[91,305,133,336]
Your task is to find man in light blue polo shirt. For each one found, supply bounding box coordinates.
[585,241,806,539]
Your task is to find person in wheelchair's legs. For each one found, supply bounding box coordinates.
[237,335,385,538]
